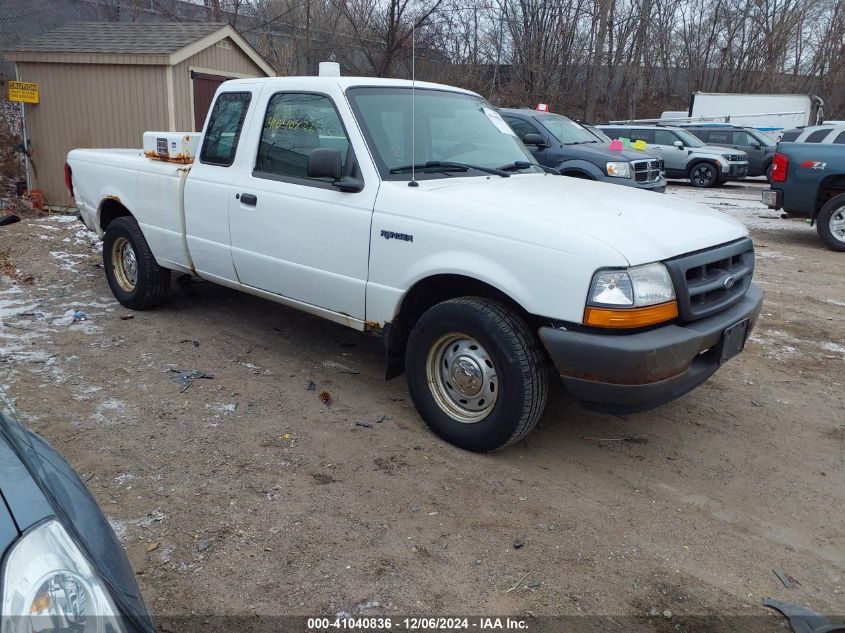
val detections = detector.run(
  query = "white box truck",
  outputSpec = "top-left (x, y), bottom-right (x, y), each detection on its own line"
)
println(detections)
top-left (687, 93), bottom-right (825, 138)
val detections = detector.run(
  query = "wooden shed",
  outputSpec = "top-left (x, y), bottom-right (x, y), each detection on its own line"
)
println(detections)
top-left (5, 22), bottom-right (275, 208)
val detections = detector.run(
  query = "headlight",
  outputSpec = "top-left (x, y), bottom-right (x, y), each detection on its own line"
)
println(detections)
top-left (1, 520), bottom-right (128, 633)
top-left (585, 263), bottom-right (677, 328)
top-left (606, 162), bottom-right (631, 178)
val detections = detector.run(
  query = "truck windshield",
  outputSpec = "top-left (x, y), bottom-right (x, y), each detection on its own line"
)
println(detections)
top-left (346, 87), bottom-right (540, 180)
top-left (535, 114), bottom-right (598, 144)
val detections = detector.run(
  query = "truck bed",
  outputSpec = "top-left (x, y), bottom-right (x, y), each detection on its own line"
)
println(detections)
top-left (68, 148), bottom-right (194, 274)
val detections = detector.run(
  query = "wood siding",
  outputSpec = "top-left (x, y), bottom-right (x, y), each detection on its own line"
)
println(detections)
top-left (172, 38), bottom-right (267, 131)
top-left (17, 61), bottom-right (170, 208)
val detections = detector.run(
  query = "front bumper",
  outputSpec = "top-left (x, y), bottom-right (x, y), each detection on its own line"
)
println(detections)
top-left (538, 284), bottom-right (763, 414)
top-left (721, 162), bottom-right (749, 180)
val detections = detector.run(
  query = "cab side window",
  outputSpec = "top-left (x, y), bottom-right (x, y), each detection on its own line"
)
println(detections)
top-left (733, 131), bottom-right (755, 145)
top-left (503, 117), bottom-right (541, 140)
top-left (200, 92), bottom-right (252, 166)
top-left (653, 130), bottom-right (677, 145)
top-left (254, 93), bottom-right (350, 183)
top-left (780, 130), bottom-right (801, 142)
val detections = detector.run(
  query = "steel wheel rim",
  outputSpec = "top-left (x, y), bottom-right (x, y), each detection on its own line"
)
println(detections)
top-left (425, 333), bottom-right (498, 424)
top-left (692, 165), bottom-right (712, 186)
top-left (830, 207), bottom-right (845, 243)
top-left (111, 237), bottom-right (138, 292)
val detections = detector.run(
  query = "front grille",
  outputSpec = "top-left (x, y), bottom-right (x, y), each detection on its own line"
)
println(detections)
top-left (664, 238), bottom-right (754, 322)
top-left (632, 159), bottom-right (661, 183)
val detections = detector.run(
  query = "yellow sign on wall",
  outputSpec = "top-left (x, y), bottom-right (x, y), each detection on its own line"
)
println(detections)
top-left (8, 81), bottom-right (39, 104)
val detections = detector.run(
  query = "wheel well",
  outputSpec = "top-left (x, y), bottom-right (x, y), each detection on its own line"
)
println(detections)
top-left (687, 159), bottom-right (717, 175)
top-left (815, 176), bottom-right (845, 216)
top-left (384, 274), bottom-right (537, 380)
top-left (99, 198), bottom-right (132, 231)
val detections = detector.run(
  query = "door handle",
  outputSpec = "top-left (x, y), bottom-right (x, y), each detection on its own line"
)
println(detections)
top-left (240, 193), bottom-right (257, 206)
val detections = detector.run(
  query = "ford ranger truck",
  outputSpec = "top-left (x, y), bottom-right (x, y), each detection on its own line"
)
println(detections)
top-left (66, 77), bottom-right (764, 453)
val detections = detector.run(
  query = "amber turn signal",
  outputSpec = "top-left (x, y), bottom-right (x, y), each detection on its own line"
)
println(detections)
top-left (584, 301), bottom-right (679, 329)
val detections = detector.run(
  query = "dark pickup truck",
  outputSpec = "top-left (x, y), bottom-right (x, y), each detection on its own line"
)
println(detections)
top-left (763, 142), bottom-right (845, 251)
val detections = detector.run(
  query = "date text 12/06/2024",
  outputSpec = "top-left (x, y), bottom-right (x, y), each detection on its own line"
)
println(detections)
top-left (307, 617), bottom-right (530, 630)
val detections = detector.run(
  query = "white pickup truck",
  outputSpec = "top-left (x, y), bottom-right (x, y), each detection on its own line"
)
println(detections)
top-left (67, 76), bottom-right (763, 452)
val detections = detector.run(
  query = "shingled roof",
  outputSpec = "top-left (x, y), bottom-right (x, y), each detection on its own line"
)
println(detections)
top-left (5, 22), bottom-right (227, 55)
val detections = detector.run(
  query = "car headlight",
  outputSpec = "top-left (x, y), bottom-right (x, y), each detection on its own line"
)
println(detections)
top-left (585, 263), bottom-right (678, 328)
top-left (1, 520), bottom-right (128, 633)
top-left (606, 162), bottom-right (631, 178)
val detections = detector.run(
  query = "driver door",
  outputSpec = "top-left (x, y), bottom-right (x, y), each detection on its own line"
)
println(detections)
top-left (228, 90), bottom-right (378, 320)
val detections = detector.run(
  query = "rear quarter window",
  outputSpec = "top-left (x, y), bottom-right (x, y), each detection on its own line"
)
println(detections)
top-left (200, 92), bottom-right (252, 166)
top-left (805, 129), bottom-right (832, 143)
top-left (833, 131), bottom-right (845, 144)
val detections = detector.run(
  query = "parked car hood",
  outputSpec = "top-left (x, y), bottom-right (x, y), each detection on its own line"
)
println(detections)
top-left (0, 411), bottom-right (151, 628)
top-left (699, 145), bottom-right (747, 157)
top-left (0, 430), bottom-right (53, 532)
top-left (555, 142), bottom-right (658, 162)
top-left (415, 173), bottom-right (748, 264)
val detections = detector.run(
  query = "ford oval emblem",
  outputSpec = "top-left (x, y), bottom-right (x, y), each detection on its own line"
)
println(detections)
top-left (723, 275), bottom-right (736, 289)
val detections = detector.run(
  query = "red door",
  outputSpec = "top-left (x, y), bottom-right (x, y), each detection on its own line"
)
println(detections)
top-left (192, 71), bottom-right (232, 131)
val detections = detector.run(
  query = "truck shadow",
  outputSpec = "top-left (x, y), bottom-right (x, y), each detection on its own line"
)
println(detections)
top-left (159, 275), bottom-right (720, 464)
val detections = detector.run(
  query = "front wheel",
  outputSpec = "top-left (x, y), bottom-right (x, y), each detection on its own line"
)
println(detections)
top-left (103, 216), bottom-right (171, 309)
top-left (405, 297), bottom-right (548, 452)
top-left (816, 194), bottom-right (845, 252)
top-left (689, 162), bottom-right (719, 188)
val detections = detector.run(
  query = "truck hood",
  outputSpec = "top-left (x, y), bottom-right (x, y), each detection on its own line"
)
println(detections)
top-left (418, 173), bottom-right (748, 264)
top-left (554, 142), bottom-right (658, 162)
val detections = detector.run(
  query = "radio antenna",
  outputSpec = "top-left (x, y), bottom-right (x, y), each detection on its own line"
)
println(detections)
top-left (409, 20), bottom-right (419, 188)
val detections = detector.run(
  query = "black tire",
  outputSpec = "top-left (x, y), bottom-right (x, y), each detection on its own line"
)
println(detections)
top-left (103, 216), bottom-right (171, 309)
top-left (689, 161), bottom-right (719, 188)
top-left (816, 194), bottom-right (845, 252)
top-left (405, 297), bottom-right (548, 452)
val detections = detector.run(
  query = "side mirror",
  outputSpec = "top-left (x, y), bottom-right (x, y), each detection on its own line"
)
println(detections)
top-left (522, 133), bottom-right (548, 148)
top-left (673, 140), bottom-right (684, 148)
top-left (307, 148), bottom-right (343, 180)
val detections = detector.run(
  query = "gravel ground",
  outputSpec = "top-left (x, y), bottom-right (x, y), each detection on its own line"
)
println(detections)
top-left (0, 179), bottom-right (842, 627)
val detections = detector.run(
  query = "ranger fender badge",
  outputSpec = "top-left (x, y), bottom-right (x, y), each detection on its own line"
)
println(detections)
top-left (381, 230), bottom-right (414, 242)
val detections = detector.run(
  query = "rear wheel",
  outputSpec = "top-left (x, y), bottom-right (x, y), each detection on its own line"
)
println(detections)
top-left (405, 297), bottom-right (548, 452)
top-left (103, 216), bottom-right (171, 309)
top-left (689, 162), bottom-right (719, 188)
top-left (816, 194), bottom-right (845, 252)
